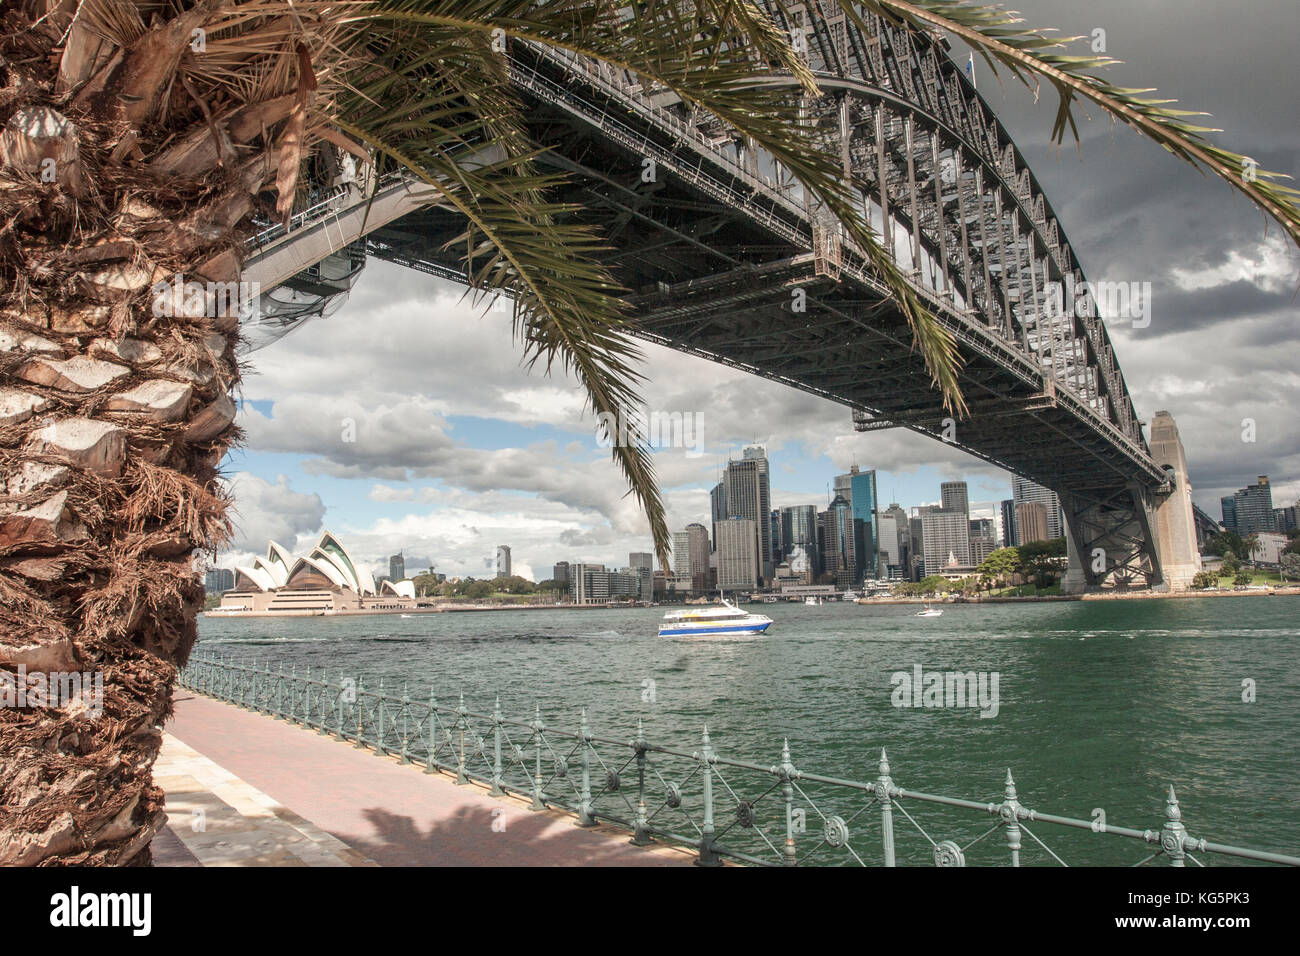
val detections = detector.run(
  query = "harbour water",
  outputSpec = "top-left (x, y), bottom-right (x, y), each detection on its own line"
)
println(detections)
top-left (196, 596), bottom-right (1300, 863)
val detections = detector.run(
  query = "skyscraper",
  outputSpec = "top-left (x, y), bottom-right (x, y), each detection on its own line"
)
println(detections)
top-left (685, 523), bottom-right (711, 582)
top-left (819, 494), bottom-right (857, 588)
top-left (724, 446), bottom-right (773, 580)
top-left (716, 517), bottom-right (760, 590)
top-left (848, 468), bottom-right (879, 582)
top-left (670, 530), bottom-right (692, 576)
top-left (969, 518), bottom-right (997, 564)
top-left (940, 481), bottom-right (970, 518)
top-left (1220, 495), bottom-right (1238, 535)
top-left (1012, 477), bottom-right (1063, 540)
top-left (780, 505), bottom-right (820, 576)
top-left (552, 561), bottom-right (570, 588)
top-left (1014, 501), bottom-right (1050, 544)
top-left (494, 545), bottom-right (510, 579)
top-left (710, 481), bottom-right (727, 551)
top-left (390, 550), bottom-right (406, 581)
top-left (1000, 499), bottom-right (1017, 547)
top-left (921, 510), bottom-right (972, 576)
top-left (884, 502), bottom-right (909, 574)
top-left (628, 552), bottom-right (653, 572)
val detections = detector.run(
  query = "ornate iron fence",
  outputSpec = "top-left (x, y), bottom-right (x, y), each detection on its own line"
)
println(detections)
top-left (178, 654), bottom-right (1300, 868)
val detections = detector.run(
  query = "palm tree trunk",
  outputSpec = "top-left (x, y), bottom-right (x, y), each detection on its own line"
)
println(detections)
top-left (1, 4), bottom-right (256, 865)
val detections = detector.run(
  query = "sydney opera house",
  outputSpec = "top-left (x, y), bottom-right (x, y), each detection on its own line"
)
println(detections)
top-left (214, 531), bottom-right (416, 615)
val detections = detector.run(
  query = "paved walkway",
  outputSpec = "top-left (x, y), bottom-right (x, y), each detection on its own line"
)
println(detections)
top-left (160, 692), bottom-right (694, 866)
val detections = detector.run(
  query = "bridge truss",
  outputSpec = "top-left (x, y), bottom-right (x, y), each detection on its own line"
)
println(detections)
top-left (251, 3), bottom-right (1181, 589)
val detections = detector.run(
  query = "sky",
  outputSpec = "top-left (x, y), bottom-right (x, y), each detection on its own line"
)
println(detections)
top-left (216, 0), bottom-right (1300, 582)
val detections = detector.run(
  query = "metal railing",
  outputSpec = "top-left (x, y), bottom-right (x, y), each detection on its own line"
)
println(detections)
top-left (178, 654), bottom-right (1300, 867)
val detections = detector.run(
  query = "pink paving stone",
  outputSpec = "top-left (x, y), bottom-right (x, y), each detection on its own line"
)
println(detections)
top-left (166, 693), bottom-right (693, 867)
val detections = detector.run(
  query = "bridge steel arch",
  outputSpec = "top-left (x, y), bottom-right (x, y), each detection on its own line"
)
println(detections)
top-left (248, 4), bottom-right (1200, 590)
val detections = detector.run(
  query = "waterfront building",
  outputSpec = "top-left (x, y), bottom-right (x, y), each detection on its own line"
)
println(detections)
top-left (571, 563), bottom-right (609, 604)
top-left (1015, 501), bottom-right (1050, 545)
top-left (724, 446), bottom-right (774, 580)
top-left (495, 545), bottom-right (511, 579)
top-left (1252, 531), bottom-right (1290, 566)
top-left (716, 517), bottom-right (760, 590)
top-left (204, 567), bottom-right (234, 594)
top-left (920, 510), bottom-right (972, 577)
top-left (1224, 476), bottom-right (1277, 535)
top-left (1012, 476), bottom-right (1063, 540)
top-left (220, 533), bottom-right (414, 613)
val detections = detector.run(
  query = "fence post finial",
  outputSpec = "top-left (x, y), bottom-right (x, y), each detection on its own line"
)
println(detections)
top-left (1002, 769), bottom-right (1022, 867)
top-left (1161, 784), bottom-right (1187, 867)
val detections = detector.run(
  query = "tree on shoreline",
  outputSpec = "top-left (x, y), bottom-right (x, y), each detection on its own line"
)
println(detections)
top-left (3, 0), bottom-right (1298, 866)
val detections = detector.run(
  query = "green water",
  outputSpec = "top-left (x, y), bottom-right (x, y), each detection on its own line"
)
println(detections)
top-left (196, 596), bottom-right (1299, 864)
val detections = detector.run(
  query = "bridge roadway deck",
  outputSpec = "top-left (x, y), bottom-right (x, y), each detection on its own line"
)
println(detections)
top-left (159, 692), bottom-right (693, 867)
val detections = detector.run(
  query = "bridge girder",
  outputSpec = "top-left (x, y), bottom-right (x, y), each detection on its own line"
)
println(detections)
top-left (258, 4), bottom-right (1173, 591)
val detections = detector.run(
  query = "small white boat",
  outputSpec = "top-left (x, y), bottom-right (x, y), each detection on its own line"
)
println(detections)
top-left (659, 599), bottom-right (773, 637)
top-left (400, 614), bottom-right (413, 618)
top-left (804, 596), bottom-right (822, 606)
top-left (915, 605), bottom-right (943, 618)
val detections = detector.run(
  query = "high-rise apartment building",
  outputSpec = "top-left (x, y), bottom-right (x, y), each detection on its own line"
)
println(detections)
top-left (1224, 476), bottom-right (1276, 535)
top-left (390, 551), bottom-right (406, 581)
top-left (552, 561), bottom-right (570, 588)
top-left (494, 545), bottom-right (510, 579)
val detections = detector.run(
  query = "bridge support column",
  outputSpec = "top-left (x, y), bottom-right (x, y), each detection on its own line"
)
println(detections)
top-left (1061, 517), bottom-right (1087, 595)
top-left (1148, 411), bottom-right (1203, 591)
top-left (1058, 485), bottom-right (1163, 593)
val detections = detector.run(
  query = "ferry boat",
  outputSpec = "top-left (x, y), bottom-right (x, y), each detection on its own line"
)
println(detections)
top-left (658, 599), bottom-right (773, 637)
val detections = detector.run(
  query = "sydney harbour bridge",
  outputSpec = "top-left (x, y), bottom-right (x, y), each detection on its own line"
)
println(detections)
top-left (240, 3), bottom-right (1202, 591)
